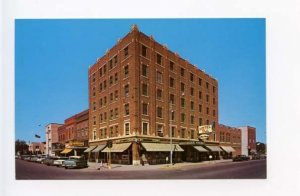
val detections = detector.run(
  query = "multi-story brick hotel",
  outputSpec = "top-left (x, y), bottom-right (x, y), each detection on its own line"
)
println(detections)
top-left (85, 25), bottom-right (251, 165)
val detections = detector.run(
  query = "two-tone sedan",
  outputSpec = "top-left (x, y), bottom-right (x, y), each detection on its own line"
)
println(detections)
top-left (63, 156), bottom-right (88, 169)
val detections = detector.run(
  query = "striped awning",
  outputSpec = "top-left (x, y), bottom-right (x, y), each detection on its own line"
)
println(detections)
top-left (60, 148), bottom-right (73, 154)
top-left (193, 146), bottom-right (208, 152)
top-left (84, 146), bottom-right (97, 153)
top-left (92, 145), bottom-right (106, 153)
top-left (220, 146), bottom-right (236, 153)
top-left (142, 143), bottom-right (184, 152)
top-left (205, 146), bottom-right (223, 152)
top-left (102, 143), bottom-right (131, 153)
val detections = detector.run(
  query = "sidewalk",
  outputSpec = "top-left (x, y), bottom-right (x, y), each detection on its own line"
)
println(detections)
top-left (86, 159), bottom-right (232, 171)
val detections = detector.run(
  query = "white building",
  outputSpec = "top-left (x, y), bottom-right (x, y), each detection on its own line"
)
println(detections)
top-left (239, 126), bottom-right (256, 156)
top-left (45, 123), bottom-right (63, 156)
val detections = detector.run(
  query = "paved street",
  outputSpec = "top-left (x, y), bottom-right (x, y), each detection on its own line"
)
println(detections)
top-left (16, 159), bottom-right (266, 180)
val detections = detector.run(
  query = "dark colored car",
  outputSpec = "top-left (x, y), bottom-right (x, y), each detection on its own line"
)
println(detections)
top-left (233, 155), bottom-right (249, 162)
top-left (43, 156), bottom-right (61, 166)
top-left (63, 156), bottom-right (88, 169)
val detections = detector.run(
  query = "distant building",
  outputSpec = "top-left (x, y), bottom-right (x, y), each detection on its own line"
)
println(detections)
top-left (217, 124), bottom-right (241, 157)
top-left (239, 126), bottom-right (256, 156)
top-left (45, 123), bottom-right (63, 156)
top-left (28, 142), bottom-right (46, 154)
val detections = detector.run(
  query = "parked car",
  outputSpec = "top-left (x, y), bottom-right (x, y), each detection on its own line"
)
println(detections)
top-left (232, 155), bottom-right (249, 162)
top-left (252, 154), bottom-right (261, 160)
top-left (53, 157), bottom-right (68, 167)
top-left (29, 155), bottom-right (38, 162)
top-left (43, 156), bottom-right (61, 166)
top-left (24, 155), bottom-right (32, 161)
top-left (63, 156), bottom-right (88, 169)
top-left (36, 155), bottom-right (47, 164)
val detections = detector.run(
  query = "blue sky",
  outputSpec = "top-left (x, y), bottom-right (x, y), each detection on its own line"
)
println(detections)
top-left (15, 19), bottom-right (266, 143)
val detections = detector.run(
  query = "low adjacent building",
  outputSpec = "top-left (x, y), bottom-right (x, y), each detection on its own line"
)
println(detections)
top-left (28, 142), bottom-right (46, 155)
top-left (45, 123), bottom-right (64, 156)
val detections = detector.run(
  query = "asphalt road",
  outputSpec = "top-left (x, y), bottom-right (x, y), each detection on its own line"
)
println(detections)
top-left (15, 159), bottom-right (266, 180)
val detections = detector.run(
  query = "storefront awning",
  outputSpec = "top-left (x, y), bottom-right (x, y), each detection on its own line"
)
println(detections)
top-left (193, 146), bottom-right (208, 152)
top-left (92, 145), bottom-right (106, 153)
top-left (142, 143), bottom-right (184, 152)
top-left (102, 143), bottom-right (131, 153)
top-left (220, 146), bottom-right (236, 153)
top-left (84, 146), bottom-right (97, 153)
top-left (205, 146), bottom-right (223, 152)
top-left (60, 148), bottom-right (73, 154)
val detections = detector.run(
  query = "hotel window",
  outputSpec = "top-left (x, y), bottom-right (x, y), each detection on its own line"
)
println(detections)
top-left (213, 86), bottom-right (216, 93)
top-left (124, 65), bottom-right (129, 78)
top-left (213, 110), bottom-right (216, 117)
top-left (109, 76), bottom-right (113, 86)
top-left (190, 73), bottom-right (194, 82)
top-left (170, 94), bottom-right (175, 104)
top-left (191, 115), bottom-right (195, 124)
top-left (110, 92), bottom-right (113, 101)
top-left (110, 109), bottom-right (114, 120)
top-left (199, 104), bottom-right (202, 113)
top-left (100, 114), bottom-right (103, 122)
top-left (181, 83), bottom-right (185, 92)
top-left (93, 130), bottom-right (96, 140)
top-left (142, 103), bottom-right (148, 115)
top-left (180, 67), bottom-right (185, 77)
top-left (109, 59), bottom-right (113, 70)
top-left (191, 129), bottom-right (195, 139)
top-left (191, 87), bottom-right (194, 96)
top-left (156, 53), bottom-right (162, 65)
top-left (181, 98), bottom-right (185, 108)
top-left (206, 107), bottom-right (209, 115)
top-left (115, 108), bottom-right (119, 118)
top-left (170, 111), bottom-right (175, 121)
top-left (157, 107), bottom-right (163, 118)
top-left (92, 87), bottom-right (95, 96)
top-left (103, 64), bottom-right (107, 74)
top-left (157, 124), bottom-right (164, 137)
top-left (213, 97), bottom-right (216, 105)
top-left (103, 80), bottom-right (107, 90)
top-left (199, 91), bottom-right (202, 99)
top-left (104, 96), bottom-right (107, 105)
top-left (142, 122), bottom-right (148, 135)
top-left (156, 71), bottom-right (163, 83)
top-left (104, 128), bottom-right (107, 138)
top-left (99, 83), bottom-right (103, 92)
top-left (92, 73), bottom-right (96, 82)
top-left (124, 103), bottom-right (130, 115)
top-left (199, 78), bottom-right (202, 86)
top-left (100, 68), bottom-right (103, 77)
top-left (141, 64), bottom-right (148, 77)
top-left (181, 113), bottom-right (185, 123)
top-left (114, 55), bottom-right (118, 64)
top-left (115, 73), bottom-right (118, 83)
top-left (142, 45), bottom-right (147, 57)
top-left (171, 127), bottom-right (175, 137)
top-left (115, 125), bottom-right (119, 136)
top-left (206, 94), bottom-right (209, 102)
top-left (93, 102), bottom-right (96, 111)
top-left (125, 123), bottom-right (130, 135)
top-left (109, 127), bottom-right (113, 137)
top-left (142, 83), bottom-right (148, 96)
top-left (206, 82), bottom-right (209, 91)
top-left (93, 116), bottom-right (96, 125)
top-left (115, 90), bottom-right (118, 100)
top-left (104, 112), bottom-right (107, 121)
top-left (191, 101), bottom-right (194, 110)
top-left (124, 46), bottom-right (129, 57)
top-left (181, 128), bottom-right (186, 138)
top-left (157, 89), bottom-right (163, 100)
top-left (124, 84), bottom-right (129, 97)
top-left (169, 61), bottom-right (174, 71)
top-left (169, 77), bottom-right (175, 88)
top-left (199, 118), bottom-right (202, 126)
top-left (206, 119), bottom-right (209, 125)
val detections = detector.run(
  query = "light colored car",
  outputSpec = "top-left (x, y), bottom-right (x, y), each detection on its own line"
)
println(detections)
top-left (53, 157), bottom-right (68, 167)
top-left (63, 156), bottom-right (88, 169)
top-left (36, 155), bottom-right (47, 164)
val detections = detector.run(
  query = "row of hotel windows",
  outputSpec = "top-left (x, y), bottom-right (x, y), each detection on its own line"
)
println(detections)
top-left (92, 122), bottom-right (199, 140)
top-left (93, 103), bottom-right (213, 125)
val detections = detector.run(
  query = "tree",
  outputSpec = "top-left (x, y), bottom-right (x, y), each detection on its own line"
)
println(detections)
top-left (15, 139), bottom-right (29, 155)
top-left (256, 142), bottom-right (266, 154)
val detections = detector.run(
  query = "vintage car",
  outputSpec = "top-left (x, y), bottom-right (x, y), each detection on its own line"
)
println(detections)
top-left (43, 156), bottom-right (61, 166)
top-left (63, 156), bottom-right (88, 169)
top-left (53, 157), bottom-right (68, 167)
top-left (232, 155), bottom-right (250, 162)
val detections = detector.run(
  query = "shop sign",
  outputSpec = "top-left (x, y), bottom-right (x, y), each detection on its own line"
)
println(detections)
top-left (199, 125), bottom-right (213, 134)
top-left (66, 141), bottom-right (85, 147)
top-left (199, 134), bottom-right (210, 140)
